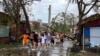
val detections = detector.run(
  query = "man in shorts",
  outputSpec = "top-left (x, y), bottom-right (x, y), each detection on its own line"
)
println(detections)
top-left (20, 33), bottom-right (29, 47)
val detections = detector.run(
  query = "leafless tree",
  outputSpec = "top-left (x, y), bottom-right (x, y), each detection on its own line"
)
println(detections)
top-left (68, 0), bottom-right (100, 46)
top-left (3, 0), bottom-right (41, 37)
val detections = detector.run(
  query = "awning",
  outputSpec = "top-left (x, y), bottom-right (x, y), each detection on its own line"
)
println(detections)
top-left (83, 19), bottom-right (100, 28)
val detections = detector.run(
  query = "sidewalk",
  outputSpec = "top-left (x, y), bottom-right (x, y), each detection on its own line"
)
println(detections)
top-left (68, 51), bottom-right (100, 56)
top-left (67, 43), bottom-right (100, 56)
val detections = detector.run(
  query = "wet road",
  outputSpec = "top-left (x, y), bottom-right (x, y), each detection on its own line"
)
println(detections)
top-left (0, 38), bottom-right (73, 56)
top-left (29, 38), bottom-right (73, 56)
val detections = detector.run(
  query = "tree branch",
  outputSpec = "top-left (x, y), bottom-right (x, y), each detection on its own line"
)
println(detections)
top-left (77, 0), bottom-right (81, 14)
top-left (3, 0), bottom-right (14, 16)
top-left (82, 4), bottom-right (86, 13)
top-left (84, 0), bottom-right (98, 15)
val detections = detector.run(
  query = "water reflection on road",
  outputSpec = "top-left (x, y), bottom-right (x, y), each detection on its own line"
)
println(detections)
top-left (0, 39), bottom-right (73, 56)
top-left (29, 39), bottom-right (73, 56)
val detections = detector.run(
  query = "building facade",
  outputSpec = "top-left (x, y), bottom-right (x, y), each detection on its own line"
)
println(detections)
top-left (82, 14), bottom-right (100, 47)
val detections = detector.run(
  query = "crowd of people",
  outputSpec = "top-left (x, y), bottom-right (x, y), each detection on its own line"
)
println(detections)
top-left (20, 31), bottom-right (64, 50)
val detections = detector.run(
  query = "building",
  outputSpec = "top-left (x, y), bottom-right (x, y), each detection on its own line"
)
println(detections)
top-left (29, 21), bottom-right (48, 32)
top-left (0, 12), bottom-right (11, 42)
top-left (81, 14), bottom-right (100, 47)
top-left (0, 12), bottom-right (26, 42)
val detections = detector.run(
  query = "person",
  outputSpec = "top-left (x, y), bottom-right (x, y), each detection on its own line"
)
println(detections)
top-left (37, 32), bottom-right (42, 47)
top-left (56, 32), bottom-right (60, 44)
top-left (44, 32), bottom-right (51, 47)
top-left (20, 33), bottom-right (29, 47)
top-left (33, 32), bottom-right (38, 48)
top-left (60, 33), bottom-right (64, 46)
top-left (29, 32), bottom-right (34, 48)
top-left (41, 33), bottom-right (46, 49)
top-left (50, 32), bottom-right (55, 46)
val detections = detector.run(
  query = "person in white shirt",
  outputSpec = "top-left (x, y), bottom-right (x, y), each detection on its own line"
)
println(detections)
top-left (41, 33), bottom-right (46, 49)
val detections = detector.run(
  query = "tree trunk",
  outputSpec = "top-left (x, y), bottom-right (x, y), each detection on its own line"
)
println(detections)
top-left (77, 25), bottom-right (83, 46)
top-left (77, 15), bottom-right (83, 47)
top-left (20, 0), bottom-right (31, 33)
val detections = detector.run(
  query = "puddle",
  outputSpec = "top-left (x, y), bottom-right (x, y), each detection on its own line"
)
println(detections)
top-left (0, 40), bottom-right (73, 56)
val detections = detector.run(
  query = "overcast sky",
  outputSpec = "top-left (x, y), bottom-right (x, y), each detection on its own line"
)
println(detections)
top-left (28, 0), bottom-right (96, 23)
top-left (0, 0), bottom-right (96, 23)
top-left (28, 0), bottom-right (78, 23)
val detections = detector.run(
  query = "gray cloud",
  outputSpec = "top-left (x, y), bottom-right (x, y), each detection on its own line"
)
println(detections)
top-left (29, 0), bottom-right (95, 23)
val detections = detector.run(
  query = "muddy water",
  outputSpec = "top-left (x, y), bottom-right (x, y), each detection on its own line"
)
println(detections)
top-left (0, 39), bottom-right (73, 56)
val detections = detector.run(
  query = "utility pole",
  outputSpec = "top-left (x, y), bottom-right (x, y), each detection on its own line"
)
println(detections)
top-left (48, 5), bottom-right (51, 31)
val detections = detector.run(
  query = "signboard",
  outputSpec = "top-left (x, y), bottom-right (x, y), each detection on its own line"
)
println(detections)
top-left (0, 25), bottom-right (9, 37)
